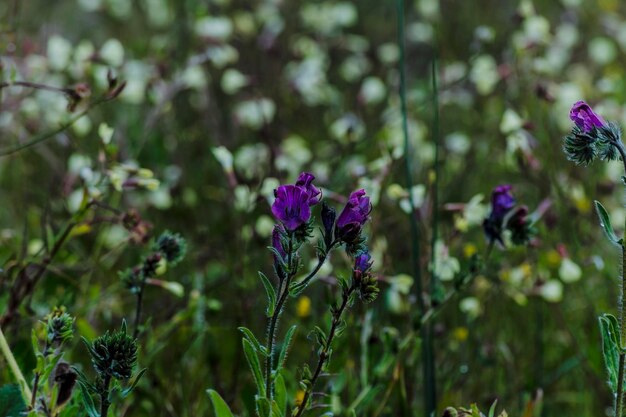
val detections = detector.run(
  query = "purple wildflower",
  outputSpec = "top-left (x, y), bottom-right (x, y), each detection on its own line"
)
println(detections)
top-left (271, 185), bottom-right (311, 231)
top-left (570, 101), bottom-right (605, 133)
top-left (295, 172), bottom-right (322, 206)
top-left (483, 184), bottom-right (516, 245)
top-left (490, 185), bottom-right (515, 221)
top-left (335, 189), bottom-right (371, 242)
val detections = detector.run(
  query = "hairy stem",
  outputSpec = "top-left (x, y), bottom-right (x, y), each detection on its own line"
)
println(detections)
top-left (0, 326), bottom-right (32, 403)
top-left (264, 238), bottom-right (337, 398)
top-left (265, 235), bottom-right (294, 398)
top-left (100, 374), bottom-right (111, 417)
top-left (617, 353), bottom-right (625, 417)
top-left (293, 285), bottom-right (356, 417)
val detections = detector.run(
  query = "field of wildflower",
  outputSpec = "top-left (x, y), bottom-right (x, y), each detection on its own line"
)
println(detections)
top-left (3, 0), bottom-right (626, 416)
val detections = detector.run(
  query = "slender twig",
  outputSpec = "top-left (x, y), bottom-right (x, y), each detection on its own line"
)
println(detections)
top-left (0, 326), bottom-right (32, 402)
top-left (0, 80), bottom-right (79, 98)
top-left (133, 288), bottom-right (145, 339)
top-left (293, 284), bottom-right (356, 417)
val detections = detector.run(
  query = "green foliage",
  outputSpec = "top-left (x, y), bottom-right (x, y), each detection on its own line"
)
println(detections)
top-left (594, 201), bottom-right (622, 246)
top-left (0, 384), bottom-right (26, 417)
top-left (207, 390), bottom-right (235, 417)
top-left (599, 314), bottom-right (622, 393)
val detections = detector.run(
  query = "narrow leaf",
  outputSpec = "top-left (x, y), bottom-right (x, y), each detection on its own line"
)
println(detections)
top-left (206, 389), bottom-right (235, 417)
top-left (256, 397), bottom-right (271, 417)
top-left (274, 374), bottom-right (287, 417)
top-left (259, 272), bottom-right (277, 317)
top-left (599, 313), bottom-right (621, 392)
top-left (77, 381), bottom-right (99, 417)
top-left (238, 327), bottom-right (268, 357)
top-left (277, 326), bottom-right (297, 371)
top-left (121, 368), bottom-right (147, 398)
top-left (594, 201), bottom-right (621, 245)
top-left (242, 338), bottom-right (266, 397)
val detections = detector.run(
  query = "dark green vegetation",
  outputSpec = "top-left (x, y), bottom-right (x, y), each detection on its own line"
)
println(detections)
top-left (1, 0), bottom-right (626, 416)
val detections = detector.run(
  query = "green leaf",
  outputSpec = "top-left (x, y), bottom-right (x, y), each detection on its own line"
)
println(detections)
top-left (594, 201), bottom-right (622, 245)
top-left (599, 313), bottom-right (621, 393)
top-left (256, 397), bottom-right (271, 417)
top-left (259, 272), bottom-right (277, 317)
top-left (270, 400), bottom-right (283, 417)
top-left (77, 381), bottom-right (99, 417)
top-left (121, 368), bottom-right (147, 398)
top-left (242, 338), bottom-right (266, 397)
top-left (274, 374), bottom-right (287, 417)
top-left (277, 326), bottom-right (296, 371)
top-left (0, 384), bottom-right (26, 417)
top-left (206, 389), bottom-right (235, 417)
top-left (488, 400), bottom-right (498, 417)
top-left (238, 327), bottom-right (268, 357)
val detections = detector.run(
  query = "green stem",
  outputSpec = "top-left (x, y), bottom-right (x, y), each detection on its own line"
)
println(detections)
top-left (100, 374), bottom-right (111, 417)
top-left (265, 235), bottom-right (295, 399)
top-left (0, 326), bottom-right (32, 403)
top-left (264, 239), bottom-right (337, 398)
top-left (293, 285), bottom-right (356, 417)
top-left (617, 353), bottom-right (625, 417)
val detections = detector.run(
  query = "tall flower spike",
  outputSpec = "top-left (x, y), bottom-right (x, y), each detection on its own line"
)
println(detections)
top-left (353, 250), bottom-right (378, 303)
top-left (45, 307), bottom-right (74, 348)
top-left (84, 321), bottom-right (138, 381)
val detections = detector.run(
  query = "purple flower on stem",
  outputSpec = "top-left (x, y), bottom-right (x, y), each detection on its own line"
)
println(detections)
top-left (271, 185), bottom-right (311, 231)
top-left (490, 185), bottom-right (515, 221)
top-left (335, 189), bottom-right (371, 242)
top-left (570, 101), bottom-right (606, 133)
top-left (295, 172), bottom-right (322, 206)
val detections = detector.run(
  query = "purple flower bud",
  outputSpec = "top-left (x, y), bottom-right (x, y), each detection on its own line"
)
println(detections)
top-left (490, 185), bottom-right (515, 221)
top-left (570, 100), bottom-right (605, 133)
top-left (271, 185), bottom-right (312, 231)
top-left (335, 189), bottom-right (371, 242)
top-left (354, 251), bottom-right (373, 274)
top-left (295, 172), bottom-right (322, 206)
top-left (272, 225), bottom-right (287, 259)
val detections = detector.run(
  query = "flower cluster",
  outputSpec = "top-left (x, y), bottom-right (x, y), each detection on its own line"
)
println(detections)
top-left (84, 321), bottom-right (138, 381)
top-left (271, 172), bottom-right (373, 253)
top-left (482, 185), bottom-right (533, 246)
top-left (353, 251), bottom-right (379, 303)
top-left (563, 101), bottom-right (622, 166)
top-left (45, 307), bottom-right (75, 349)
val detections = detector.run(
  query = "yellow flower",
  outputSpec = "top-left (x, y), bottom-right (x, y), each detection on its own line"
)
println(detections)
top-left (463, 243), bottom-right (477, 258)
top-left (295, 390), bottom-right (305, 406)
top-left (296, 296), bottom-right (311, 318)
top-left (546, 250), bottom-right (561, 268)
top-left (452, 327), bottom-right (469, 342)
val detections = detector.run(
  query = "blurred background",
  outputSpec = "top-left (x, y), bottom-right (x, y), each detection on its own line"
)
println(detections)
top-left (1, 0), bottom-right (626, 415)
